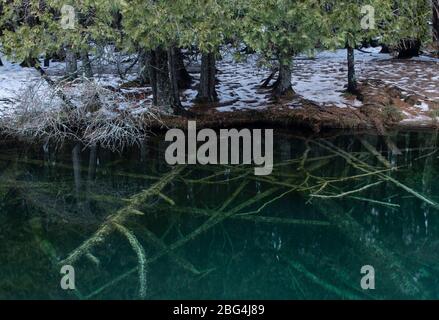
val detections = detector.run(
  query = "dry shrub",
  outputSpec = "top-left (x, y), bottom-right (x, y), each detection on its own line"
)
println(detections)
top-left (0, 77), bottom-right (161, 151)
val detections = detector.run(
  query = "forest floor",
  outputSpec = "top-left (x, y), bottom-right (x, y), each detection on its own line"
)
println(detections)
top-left (0, 47), bottom-right (438, 133)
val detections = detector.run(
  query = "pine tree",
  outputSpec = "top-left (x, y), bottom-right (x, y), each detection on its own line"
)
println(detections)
top-left (241, 0), bottom-right (325, 98)
top-left (0, 0), bottom-right (117, 77)
top-left (323, 0), bottom-right (392, 94)
top-left (383, 0), bottom-right (432, 58)
top-left (121, 0), bottom-right (189, 114)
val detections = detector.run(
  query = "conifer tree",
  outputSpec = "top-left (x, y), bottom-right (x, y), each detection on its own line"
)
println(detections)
top-left (241, 0), bottom-right (325, 98)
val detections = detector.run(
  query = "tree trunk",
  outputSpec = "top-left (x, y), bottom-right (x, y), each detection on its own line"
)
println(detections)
top-left (139, 50), bottom-right (150, 85)
top-left (0, 57), bottom-right (3, 67)
top-left (167, 47), bottom-right (184, 111)
top-left (379, 44), bottom-right (391, 54)
top-left (433, 0), bottom-right (439, 47)
top-left (149, 47), bottom-right (184, 115)
top-left (273, 56), bottom-right (294, 98)
top-left (175, 48), bottom-right (192, 89)
top-left (20, 57), bottom-right (38, 67)
top-left (147, 50), bottom-right (158, 105)
top-left (81, 51), bottom-right (93, 78)
top-left (397, 39), bottom-right (421, 58)
top-left (196, 52), bottom-right (218, 103)
top-left (43, 56), bottom-right (50, 67)
top-left (65, 47), bottom-right (78, 79)
top-left (347, 46), bottom-right (358, 94)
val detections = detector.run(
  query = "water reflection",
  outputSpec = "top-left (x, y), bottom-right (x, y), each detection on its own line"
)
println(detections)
top-left (0, 131), bottom-right (439, 299)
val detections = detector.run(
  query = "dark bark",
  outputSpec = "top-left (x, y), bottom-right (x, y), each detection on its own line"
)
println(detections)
top-left (43, 56), bottom-right (50, 67)
top-left (433, 0), bottom-right (439, 46)
top-left (20, 57), bottom-right (38, 67)
top-left (49, 50), bottom-right (66, 62)
top-left (397, 39), bottom-right (421, 59)
top-left (272, 56), bottom-right (294, 98)
top-left (0, 57), bottom-right (3, 67)
top-left (81, 51), bottom-right (93, 78)
top-left (347, 46), bottom-right (358, 94)
top-left (196, 52), bottom-right (218, 103)
top-left (260, 69), bottom-right (278, 88)
top-left (167, 47), bottom-right (184, 111)
top-left (65, 47), bottom-right (78, 79)
top-left (379, 44), bottom-right (391, 54)
top-left (175, 48), bottom-right (192, 89)
top-left (149, 47), bottom-right (186, 115)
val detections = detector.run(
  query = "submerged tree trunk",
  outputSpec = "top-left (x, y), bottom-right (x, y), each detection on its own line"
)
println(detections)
top-left (347, 46), bottom-right (358, 94)
top-left (433, 0), bottom-right (439, 47)
top-left (81, 51), bottom-right (93, 78)
top-left (273, 55), bottom-right (294, 98)
top-left (72, 143), bottom-right (82, 199)
top-left (196, 52), bottom-right (218, 103)
top-left (175, 48), bottom-right (192, 89)
top-left (65, 47), bottom-right (78, 79)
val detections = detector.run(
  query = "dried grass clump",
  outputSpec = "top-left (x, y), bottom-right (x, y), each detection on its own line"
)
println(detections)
top-left (0, 77), bottom-right (161, 151)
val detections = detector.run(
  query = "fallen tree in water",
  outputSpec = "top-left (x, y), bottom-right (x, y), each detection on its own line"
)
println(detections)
top-left (7, 132), bottom-right (433, 299)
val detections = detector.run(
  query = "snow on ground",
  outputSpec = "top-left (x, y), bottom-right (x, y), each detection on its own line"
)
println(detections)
top-left (291, 47), bottom-right (438, 110)
top-left (1, 46), bottom-right (438, 120)
top-left (181, 51), bottom-right (272, 112)
top-left (0, 50), bottom-right (144, 118)
top-left (292, 48), bottom-right (390, 108)
top-left (183, 46), bottom-right (438, 112)
top-left (0, 55), bottom-right (43, 116)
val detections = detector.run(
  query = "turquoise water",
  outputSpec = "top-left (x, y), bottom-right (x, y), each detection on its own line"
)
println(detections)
top-left (0, 131), bottom-right (439, 299)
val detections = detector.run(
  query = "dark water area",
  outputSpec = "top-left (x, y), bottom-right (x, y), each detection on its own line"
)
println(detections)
top-left (1, 130), bottom-right (439, 300)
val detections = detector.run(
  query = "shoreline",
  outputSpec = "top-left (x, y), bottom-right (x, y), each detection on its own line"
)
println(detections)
top-left (1, 78), bottom-right (438, 148)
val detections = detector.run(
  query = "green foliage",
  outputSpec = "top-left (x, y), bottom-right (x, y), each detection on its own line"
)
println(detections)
top-left (322, 0), bottom-right (392, 49)
top-left (240, 0), bottom-right (326, 61)
top-left (0, 0), bottom-right (434, 65)
top-left (0, 0), bottom-right (119, 62)
top-left (382, 0), bottom-right (433, 47)
top-left (121, 0), bottom-right (239, 53)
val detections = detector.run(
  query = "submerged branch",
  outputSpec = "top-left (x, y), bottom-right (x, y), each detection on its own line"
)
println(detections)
top-left (59, 166), bottom-right (185, 266)
top-left (310, 181), bottom-right (383, 199)
top-left (114, 223), bottom-right (147, 299)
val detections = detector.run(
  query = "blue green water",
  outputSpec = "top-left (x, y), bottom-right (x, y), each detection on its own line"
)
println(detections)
top-left (1, 131), bottom-right (439, 299)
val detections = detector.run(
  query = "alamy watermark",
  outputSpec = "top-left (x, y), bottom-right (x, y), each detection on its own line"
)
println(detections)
top-left (165, 121), bottom-right (273, 176)
top-left (60, 265), bottom-right (76, 290)
top-left (361, 265), bottom-right (375, 290)
top-left (61, 4), bottom-right (76, 30)
top-left (361, 5), bottom-right (376, 30)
